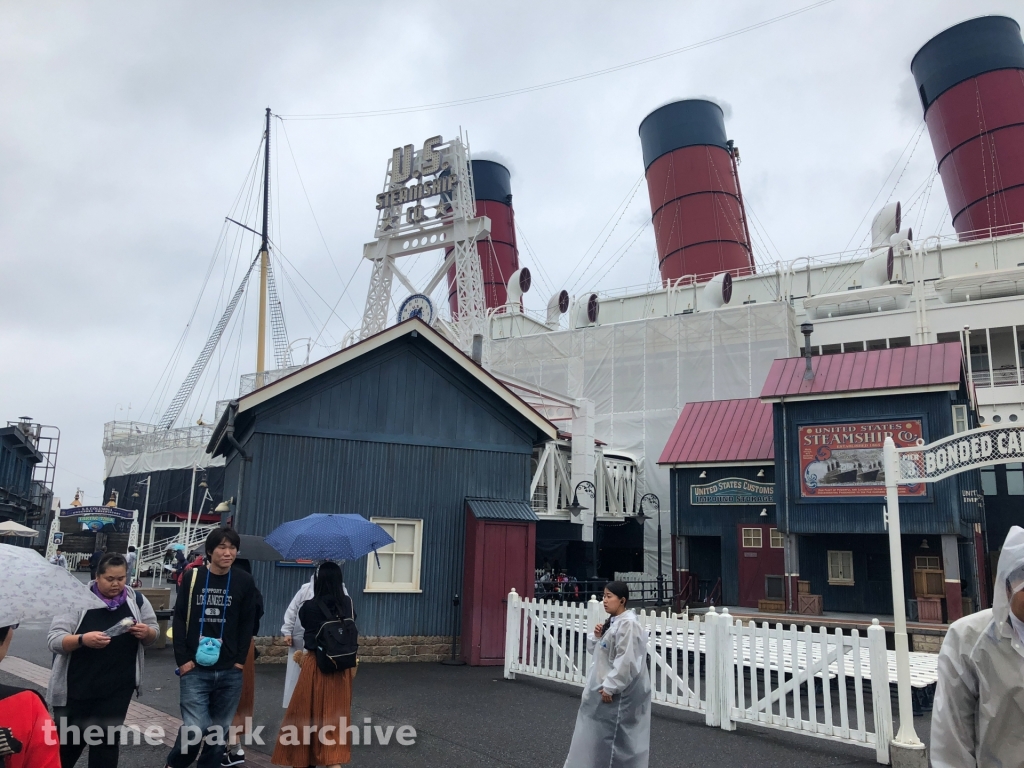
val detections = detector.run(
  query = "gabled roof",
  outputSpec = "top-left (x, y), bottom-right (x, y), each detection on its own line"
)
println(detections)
top-left (658, 398), bottom-right (774, 466)
top-left (207, 318), bottom-right (557, 456)
top-left (760, 342), bottom-right (963, 402)
top-left (466, 498), bottom-right (538, 522)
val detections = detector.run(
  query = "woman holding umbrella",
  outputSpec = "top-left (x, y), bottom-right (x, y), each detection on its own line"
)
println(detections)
top-left (271, 561), bottom-right (356, 768)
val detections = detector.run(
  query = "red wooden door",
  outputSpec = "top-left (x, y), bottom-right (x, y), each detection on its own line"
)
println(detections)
top-left (737, 524), bottom-right (786, 608)
top-left (479, 523), bottom-right (531, 662)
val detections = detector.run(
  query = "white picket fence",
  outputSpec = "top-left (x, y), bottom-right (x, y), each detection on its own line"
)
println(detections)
top-left (504, 590), bottom-right (895, 764)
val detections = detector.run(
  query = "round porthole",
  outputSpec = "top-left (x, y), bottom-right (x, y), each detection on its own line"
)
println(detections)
top-left (993, 414), bottom-right (1002, 423)
top-left (1011, 414), bottom-right (1019, 422)
top-left (979, 415), bottom-right (985, 423)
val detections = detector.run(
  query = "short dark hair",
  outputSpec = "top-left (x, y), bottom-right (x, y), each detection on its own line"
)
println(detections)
top-left (205, 527), bottom-right (241, 556)
top-left (97, 553), bottom-right (128, 576)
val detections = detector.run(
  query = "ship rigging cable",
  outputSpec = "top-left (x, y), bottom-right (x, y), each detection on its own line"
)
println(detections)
top-left (276, 0), bottom-right (837, 120)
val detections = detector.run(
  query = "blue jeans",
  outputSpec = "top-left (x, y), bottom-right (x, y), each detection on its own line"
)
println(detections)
top-left (166, 666), bottom-right (244, 768)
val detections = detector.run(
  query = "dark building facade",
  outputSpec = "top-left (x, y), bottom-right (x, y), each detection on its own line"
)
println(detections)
top-left (0, 425), bottom-right (43, 529)
top-left (664, 342), bottom-right (989, 626)
top-left (207, 319), bottom-right (556, 662)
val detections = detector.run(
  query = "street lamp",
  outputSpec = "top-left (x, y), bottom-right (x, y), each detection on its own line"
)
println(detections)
top-left (636, 493), bottom-right (664, 606)
top-left (566, 481), bottom-right (597, 580)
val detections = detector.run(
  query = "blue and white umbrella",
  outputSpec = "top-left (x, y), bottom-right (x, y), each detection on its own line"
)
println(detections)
top-left (264, 513), bottom-right (395, 562)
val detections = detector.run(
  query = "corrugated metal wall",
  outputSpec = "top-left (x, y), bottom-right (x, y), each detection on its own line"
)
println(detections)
top-left (671, 464), bottom-right (776, 605)
top-left (225, 336), bottom-right (542, 638)
top-left (773, 392), bottom-right (977, 535)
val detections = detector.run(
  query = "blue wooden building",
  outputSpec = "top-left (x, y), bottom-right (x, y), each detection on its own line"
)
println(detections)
top-left (663, 341), bottom-right (988, 624)
top-left (206, 319), bottom-right (556, 662)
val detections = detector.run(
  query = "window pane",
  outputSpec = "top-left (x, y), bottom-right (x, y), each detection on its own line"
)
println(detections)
top-left (1008, 466), bottom-right (1024, 496)
top-left (770, 529), bottom-right (784, 548)
top-left (395, 523), bottom-right (416, 552)
top-left (393, 554), bottom-right (414, 584)
top-left (981, 468), bottom-right (998, 496)
top-left (374, 553), bottom-right (394, 584)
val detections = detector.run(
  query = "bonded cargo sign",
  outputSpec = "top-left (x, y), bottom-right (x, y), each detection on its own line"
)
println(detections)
top-left (690, 478), bottom-right (775, 505)
top-left (897, 425), bottom-right (1024, 482)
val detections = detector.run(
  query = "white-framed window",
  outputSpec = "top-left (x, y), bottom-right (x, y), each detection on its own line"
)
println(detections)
top-left (769, 528), bottom-right (785, 549)
top-left (742, 528), bottom-right (762, 548)
top-left (952, 404), bottom-right (969, 434)
top-left (827, 550), bottom-right (855, 585)
top-left (364, 518), bottom-right (423, 593)
top-left (915, 555), bottom-right (940, 570)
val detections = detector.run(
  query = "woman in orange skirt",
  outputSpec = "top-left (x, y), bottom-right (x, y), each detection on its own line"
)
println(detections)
top-left (225, 558), bottom-right (264, 767)
top-left (272, 562), bottom-right (356, 768)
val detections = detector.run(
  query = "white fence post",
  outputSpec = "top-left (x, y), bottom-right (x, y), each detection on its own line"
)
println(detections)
top-left (704, 607), bottom-right (719, 727)
top-left (719, 608), bottom-right (735, 731)
top-left (504, 588), bottom-right (520, 680)
top-left (868, 619), bottom-right (893, 765)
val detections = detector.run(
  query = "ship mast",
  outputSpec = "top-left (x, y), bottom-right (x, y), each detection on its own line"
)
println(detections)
top-left (256, 106), bottom-right (271, 380)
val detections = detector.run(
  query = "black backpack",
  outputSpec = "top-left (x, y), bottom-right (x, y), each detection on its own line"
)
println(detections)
top-left (314, 597), bottom-right (358, 674)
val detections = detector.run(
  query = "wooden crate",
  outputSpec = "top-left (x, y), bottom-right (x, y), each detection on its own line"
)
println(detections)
top-left (798, 593), bottom-right (823, 615)
top-left (917, 597), bottom-right (943, 624)
top-left (758, 599), bottom-right (786, 613)
top-left (798, 580), bottom-right (811, 594)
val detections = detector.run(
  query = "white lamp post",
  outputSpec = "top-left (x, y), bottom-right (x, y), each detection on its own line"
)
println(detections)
top-left (882, 436), bottom-right (925, 757)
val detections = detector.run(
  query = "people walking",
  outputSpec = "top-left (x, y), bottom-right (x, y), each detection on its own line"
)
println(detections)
top-left (221, 558), bottom-right (264, 768)
top-left (49, 549), bottom-right (67, 569)
top-left (563, 581), bottom-right (651, 768)
top-left (125, 546), bottom-right (137, 585)
top-left (166, 528), bottom-right (258, 768)
top-left (47, 552), bottom-right (159, 768)
top-left (272, 561), bottom-right (357, 768)
top-left (931, 525), bottom-right (1024, 767)
top-left (0, 624), bottom-right (61, 767)
top-left (279, 565), bottom-right (348, 708)
top-left (88, 546), bottom-right (106, 581)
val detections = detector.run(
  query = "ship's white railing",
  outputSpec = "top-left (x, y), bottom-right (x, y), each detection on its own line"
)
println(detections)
top-left (504, 592), bottom-right (897, 764)
top-left (103, 421), bottom-right (213, 457)
top-left (135, 524), bottom-right (218, 584)
top-left (530, 443), bottom-right (638, 517)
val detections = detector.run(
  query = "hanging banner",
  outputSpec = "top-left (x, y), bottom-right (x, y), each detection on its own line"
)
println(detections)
top-left (60, 505), bottom-right (135, 520)
top-left (800, 420), bottom-right (926, 497)
top-left (690, 478), bottom-right (775, 505)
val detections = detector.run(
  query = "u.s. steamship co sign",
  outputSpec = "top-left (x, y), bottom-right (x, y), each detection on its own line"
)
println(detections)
top-left (896, 425), bottom-right (1024, 483)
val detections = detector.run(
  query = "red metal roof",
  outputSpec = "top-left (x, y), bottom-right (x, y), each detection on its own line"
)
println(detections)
top-left (658, 398), bottom-right (774, 465)
top-left (759, 342), bottom-right (963, 401)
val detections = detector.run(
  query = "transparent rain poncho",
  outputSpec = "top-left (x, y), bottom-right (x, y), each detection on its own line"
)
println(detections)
top-left (931, 525), bottom-right (1024, 767)
top-left (563, 610), bottom-right (652, 768)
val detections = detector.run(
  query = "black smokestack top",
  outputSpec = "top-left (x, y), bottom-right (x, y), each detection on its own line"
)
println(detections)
top-left (912, 16), bottom-right (1024, 112)
top-left (471, 159), bottom-right (512, 203)
top-left (639, 99), bottom-right (730, 169)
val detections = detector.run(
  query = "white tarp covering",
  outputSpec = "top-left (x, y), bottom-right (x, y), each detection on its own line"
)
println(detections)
top-left (488, 302), bottom-right (796, 578)
top-left (103, 445), bottom-right (224, 480)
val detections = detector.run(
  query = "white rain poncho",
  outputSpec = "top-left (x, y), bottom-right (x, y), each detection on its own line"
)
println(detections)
top-left (280, 577), bottom-right (315, 708)
top-left (931, 525), bottom-right (1024, 768)
top-left (564, 610), bottom-right (651, 768)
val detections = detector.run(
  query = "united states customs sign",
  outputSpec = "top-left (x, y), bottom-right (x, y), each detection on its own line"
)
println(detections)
top-left (690, 478), bottom-right (775, 505)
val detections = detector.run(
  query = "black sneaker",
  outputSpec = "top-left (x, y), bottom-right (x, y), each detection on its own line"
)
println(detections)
top-left (221, 748), bottom-right (245, 767)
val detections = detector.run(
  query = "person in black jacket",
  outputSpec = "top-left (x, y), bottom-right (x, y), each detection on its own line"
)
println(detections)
top-left (272, 562), bottom-right (356, 768)
top-left (166, 528), bottom-right (257, 768)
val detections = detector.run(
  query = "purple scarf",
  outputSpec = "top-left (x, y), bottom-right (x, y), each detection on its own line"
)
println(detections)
top-left (91, 582), bottom-right (128, 611)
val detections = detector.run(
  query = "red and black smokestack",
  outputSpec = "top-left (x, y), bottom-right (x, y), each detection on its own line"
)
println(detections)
top-left (447, 159), bottom-right (520, 314)
top-left (912, 16), bottom-right (1024, 240)
top-left (639, 99), bottom-right (754, 284)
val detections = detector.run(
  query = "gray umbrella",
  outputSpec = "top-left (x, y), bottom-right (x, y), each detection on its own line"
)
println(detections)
top-left (237, 534), bottom-right (284, 562)
top-left (0, 544), bottom-right (104, 625)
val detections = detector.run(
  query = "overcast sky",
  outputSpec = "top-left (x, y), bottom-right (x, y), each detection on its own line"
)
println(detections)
top-left (1, 1), bottom-right (1018, 509)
